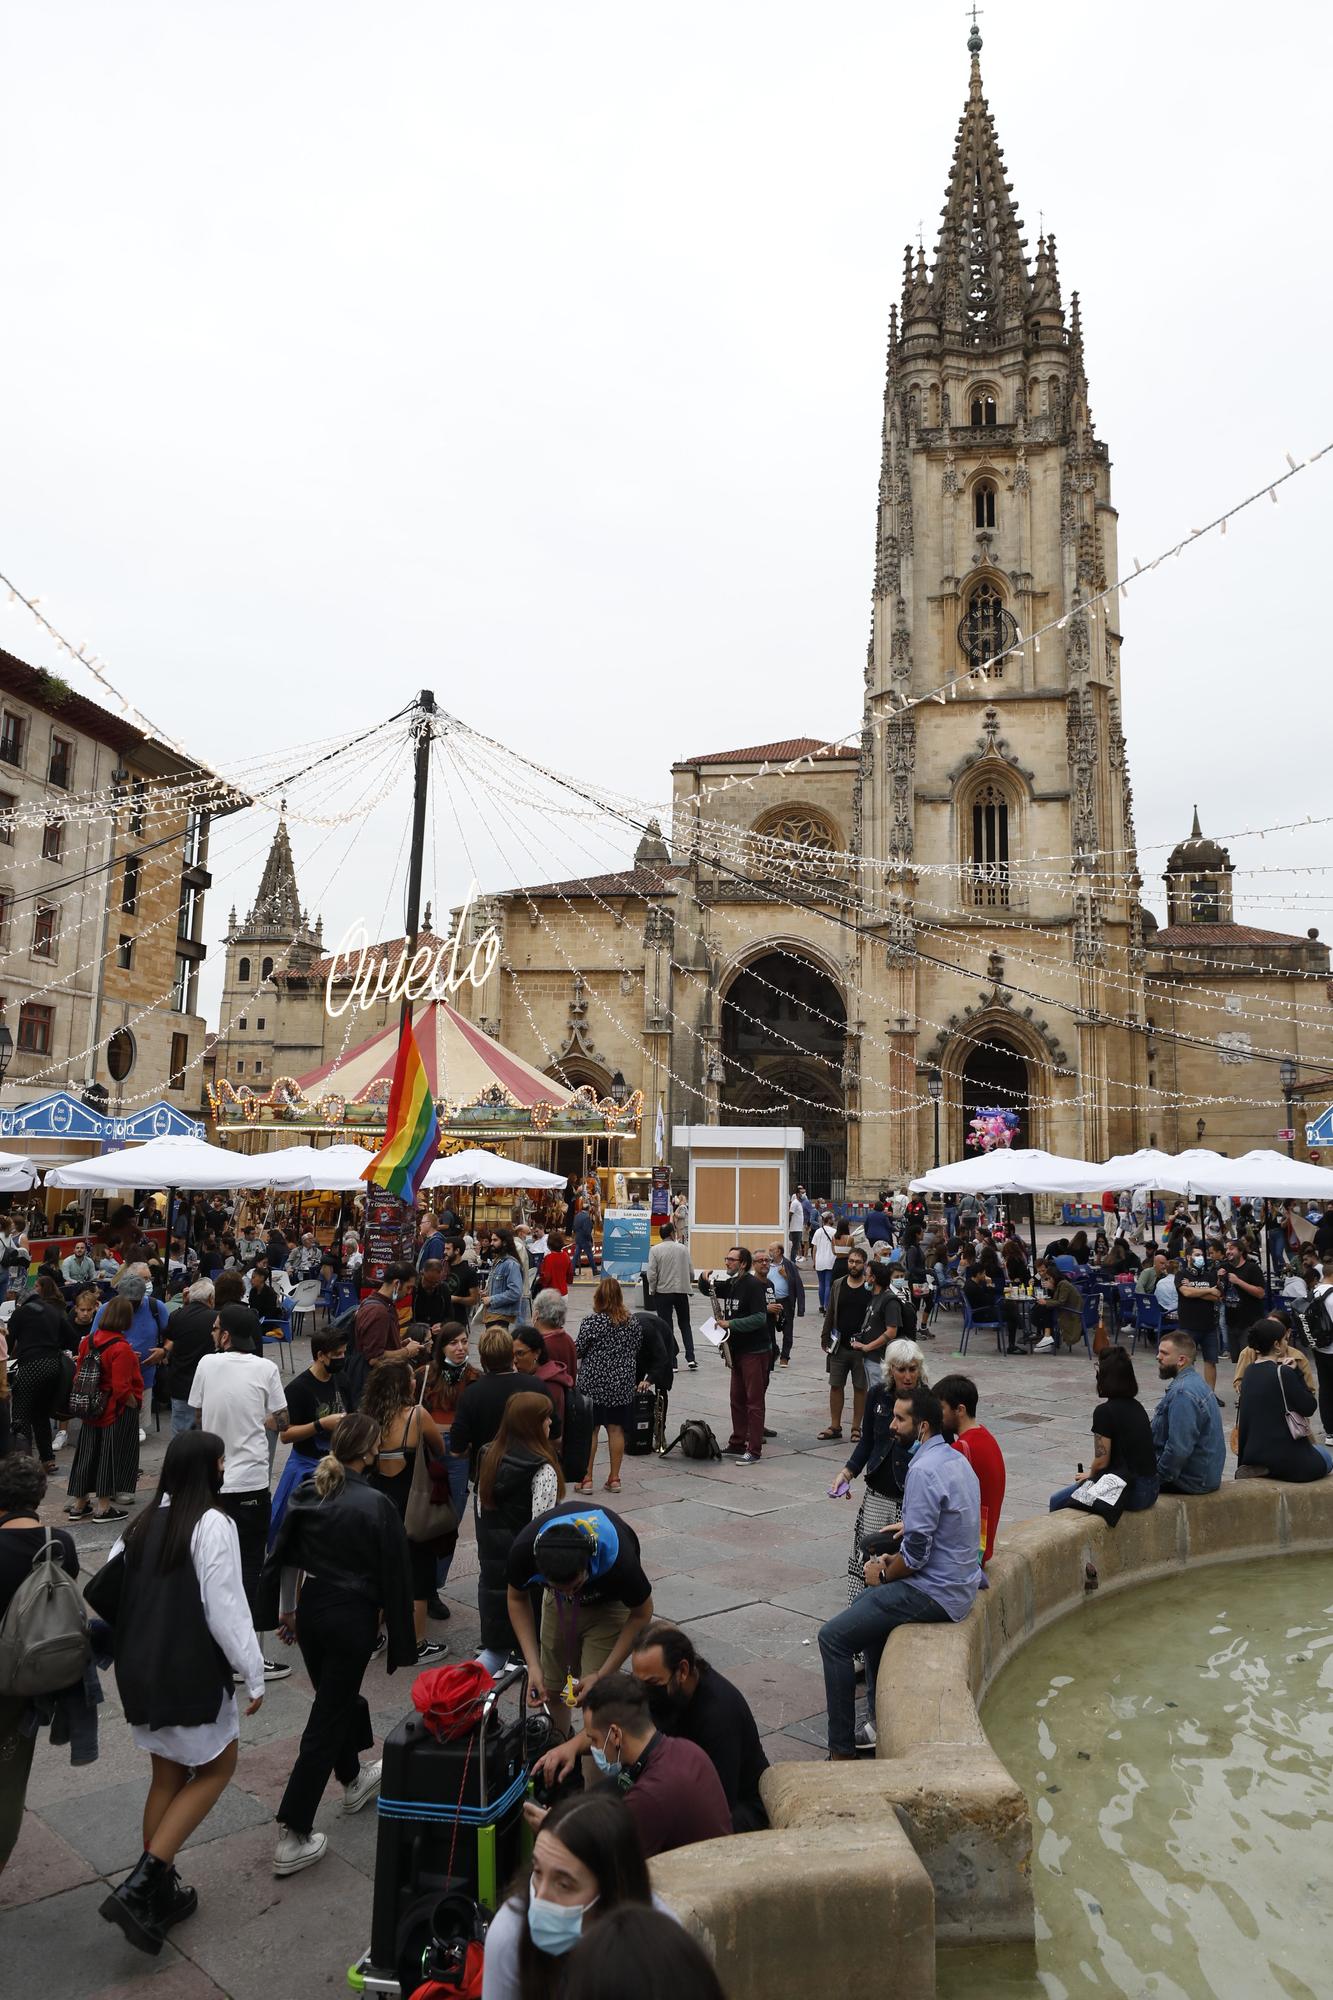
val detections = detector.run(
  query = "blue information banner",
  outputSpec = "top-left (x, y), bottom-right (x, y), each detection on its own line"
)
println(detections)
top-left (601, 1207), bottom-right (652, 1283)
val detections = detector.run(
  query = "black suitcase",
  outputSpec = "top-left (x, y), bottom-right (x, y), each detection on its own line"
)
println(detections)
top-left (625, 1387), bottom-right (658, 1456)
top-left (352, 1663), bottom-right (528, 1998)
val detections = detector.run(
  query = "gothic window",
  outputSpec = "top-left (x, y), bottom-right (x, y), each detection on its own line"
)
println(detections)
top-left (260, 956), bottom-right (274, 982)
top-left (960, 580), bottom-right (1016, 679)
top-left (1190, 878), bottom-right (1220, 923)
top-left (969, 392), bottom-right (998, 427)
top-left (749, 806), bottom-right (842, 885)
top-left (973, 480), bottom-right (997, 530)
top-left (967, 782), bottom-right (1012, 908)
top-left (237, 956), bottom-right (251, 983)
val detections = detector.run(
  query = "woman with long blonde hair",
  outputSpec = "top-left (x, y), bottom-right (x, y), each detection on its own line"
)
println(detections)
top-left (257, 1412), bottom-right (415, 1879)
top-left (573, 1277), bottom-right (639, 1494)
top-left (475, 1390), bottom-right (566, 1672)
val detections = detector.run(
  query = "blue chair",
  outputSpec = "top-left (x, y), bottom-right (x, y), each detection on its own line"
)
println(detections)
top-left (260, 1301), bottom-right (295, 1373)
top-left (960, 1296), bottom-right (1005, 1357)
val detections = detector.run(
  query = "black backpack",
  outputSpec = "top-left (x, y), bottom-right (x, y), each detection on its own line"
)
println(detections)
top-left (1305, 1291), bottom-right (1333, 1350)
top-left (559, 1387), bottom-right (595, 1485)
top-left (661, 1418), bottom-right (722, 1462)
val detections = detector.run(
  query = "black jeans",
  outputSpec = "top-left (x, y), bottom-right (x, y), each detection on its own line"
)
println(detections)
top-left (779, 1296), bottom-right (798, 1362)
top-left (1313, 1349), bottom-right (1333, 1436)
top-left (220, 1487), bottom-right (271, 1623)
top-left (11, 1355), bottom-right (63, 1462)
top-left (651, 1292), bottom-right (695, 1365)
top-left (277, 1588), bottom-right (376, 1835)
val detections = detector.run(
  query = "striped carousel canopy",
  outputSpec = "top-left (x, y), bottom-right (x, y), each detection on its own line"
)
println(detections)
top-left (296, 1000), bottom-right (575, 1112)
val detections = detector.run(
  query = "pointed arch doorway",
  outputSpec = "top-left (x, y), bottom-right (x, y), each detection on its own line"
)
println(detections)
top-left (719, 952), bottom-right (847, 1197)
top-left (960, 1034), bottom-right (1030, 1152)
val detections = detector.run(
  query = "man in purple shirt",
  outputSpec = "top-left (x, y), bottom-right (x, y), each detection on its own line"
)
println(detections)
top-left (579, 1674), bottom-right (730, 1858)
top-left (818, 1385), bottom-right (982, 1757)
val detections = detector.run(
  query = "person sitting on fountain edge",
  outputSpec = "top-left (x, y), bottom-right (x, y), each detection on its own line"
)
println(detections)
top-left (1151, 1332), bottom-right (1225, 1495)
top-left (817, 1385), bottom-right (983, 1758)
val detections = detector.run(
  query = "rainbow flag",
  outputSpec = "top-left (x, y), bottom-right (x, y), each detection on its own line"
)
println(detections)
top-left (361, 1015), bottom-right (440, 1203)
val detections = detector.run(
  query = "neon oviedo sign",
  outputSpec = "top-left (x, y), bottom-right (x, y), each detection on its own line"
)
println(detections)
top-left (324, 881), bottom-right (501, 1020)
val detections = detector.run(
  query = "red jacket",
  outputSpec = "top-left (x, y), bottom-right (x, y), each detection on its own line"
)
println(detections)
top-left (78, 1327), bottom-right (144, 1427)
top-left (539, 1250), bottom-right (572, 1296)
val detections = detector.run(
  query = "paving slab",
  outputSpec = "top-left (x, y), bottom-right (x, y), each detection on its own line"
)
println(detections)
top-left (0, 1809), bottom-right (98, 1908)
top-left (0, 1881), bottom-right (195, 2000)
top-left (41, 1771), bottom-right (272, 1877)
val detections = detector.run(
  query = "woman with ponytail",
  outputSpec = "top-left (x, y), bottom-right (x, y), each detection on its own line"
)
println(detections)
top-left (257, 1412), bottom-right (415, 1879)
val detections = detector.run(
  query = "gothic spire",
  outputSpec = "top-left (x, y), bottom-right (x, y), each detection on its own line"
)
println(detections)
top-left (927, 24), bottom-right (1030, 339)
top-left (247, 814), bottom-right (303, 932)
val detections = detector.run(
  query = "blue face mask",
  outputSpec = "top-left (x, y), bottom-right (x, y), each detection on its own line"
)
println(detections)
top-left (528, 1884), bottom-right (598, 1957)
top-left (589, 1731), bottom-right (622, 1776)
top-left (908, 1434), bottom-right (924, 1458)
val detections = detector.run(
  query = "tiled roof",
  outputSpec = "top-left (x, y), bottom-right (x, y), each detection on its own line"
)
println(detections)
top-left (278, 930), bottom-right (455, 985)
top-left (1150, 923), bottom-right (1315, 949)
top-left (0, 645), bottom-right (216, 779)
top-left (503, 864), bottom-right (683, 901)
top-left (674, 737), bottom-right (857, 768)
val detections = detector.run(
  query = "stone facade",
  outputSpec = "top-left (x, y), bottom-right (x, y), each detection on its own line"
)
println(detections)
top-left (210, 31), bottom-right (1332, 1191)
top-left (0, 646), bottom-right (222, 1114)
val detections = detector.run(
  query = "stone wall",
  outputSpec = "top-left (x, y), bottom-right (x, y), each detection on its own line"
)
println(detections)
top-left (652, 1479), bottom-right (1333, 1995)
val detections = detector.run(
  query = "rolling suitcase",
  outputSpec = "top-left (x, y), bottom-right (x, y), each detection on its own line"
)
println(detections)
top-left (349, 1663), bottom-right (528, 1999)
top-left (625, 1387), bottom-right (658, 1456)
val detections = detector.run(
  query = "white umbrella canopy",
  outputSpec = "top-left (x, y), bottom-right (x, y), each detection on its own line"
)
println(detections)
top-left (253, 1143), bottom-right (379, 1192)
top-left (0, 1150), bottom-right (41, 1192)
top-left (43, 1135), bottom-right (262, 1192)
top-left (1183, 1150), bottom-right (1333, 1201)
top-left (422, 1147), bottom-right (566, 1191)
top-left (1084, 1147), bottom-right (1234, 1196)
top-left (909, 1148), bottom-right (1109, 1196)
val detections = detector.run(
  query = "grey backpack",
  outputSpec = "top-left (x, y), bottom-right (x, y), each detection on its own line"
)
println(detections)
top-left (0, 1527), bottom-right (92, 1697)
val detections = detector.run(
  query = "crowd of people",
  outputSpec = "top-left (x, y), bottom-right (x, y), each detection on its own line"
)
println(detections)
top-left (4, 1176), bottom-right (1333, 1991)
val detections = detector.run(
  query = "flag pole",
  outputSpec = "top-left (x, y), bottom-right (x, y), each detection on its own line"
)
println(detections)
top-left (402, 690), bottom-right (437, 1035)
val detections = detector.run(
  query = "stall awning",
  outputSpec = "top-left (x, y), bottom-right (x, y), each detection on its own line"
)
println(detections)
top-left (297, 1002), bottom-right (575, 1111)
top-left (0, 1091), bottom-right (205, 1146)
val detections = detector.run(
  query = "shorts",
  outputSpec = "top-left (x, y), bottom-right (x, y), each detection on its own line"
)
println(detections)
top-left (539, 1594), bottom-right (631, 1700)
top-left (1191, 1323), bottom-right (1220, 1366)
top-left (591, 1403), bottom-right (631, 1430)
top-left (826, 1346), bottom-right (868, 1393)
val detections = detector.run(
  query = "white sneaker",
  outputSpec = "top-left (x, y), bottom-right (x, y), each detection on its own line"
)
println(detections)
top-left (343, 1760), bottom-right (381, 1814)
top-left (51, 1429), bottom-right (67, 1452)
top-left (138, 1429), bottom-right (147, 1444)
top-left (1032, 1337), bottom-right (1057, 1353)
top-left (273, 1828), bottom-right (328, 1876)
top-left (855, 1720), bottom-right (877, 1750)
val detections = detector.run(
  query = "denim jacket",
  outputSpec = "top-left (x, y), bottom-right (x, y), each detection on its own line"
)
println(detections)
top-left (1150, 1365), bottom-right (1225, 1492)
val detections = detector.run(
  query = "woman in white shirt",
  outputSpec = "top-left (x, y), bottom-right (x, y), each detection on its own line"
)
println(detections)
top-left (813, 1213), bottom-right (839, 1312)
top-left (98, 1429), bottom-right (264, 1956)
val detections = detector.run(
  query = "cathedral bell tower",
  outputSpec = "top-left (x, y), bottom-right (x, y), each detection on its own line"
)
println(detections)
top-left (858, 22), bottom-right (1144, 1174)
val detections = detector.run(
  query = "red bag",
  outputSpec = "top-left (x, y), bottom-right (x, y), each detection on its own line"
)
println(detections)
top-left (408, 1951), bottom-right (484, 2000)
top-left (412, 1661), bottom-right (494, 1741)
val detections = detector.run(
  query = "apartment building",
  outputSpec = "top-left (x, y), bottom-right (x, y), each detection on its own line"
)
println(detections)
top-left (0, 647), bottom-right (233, 1113)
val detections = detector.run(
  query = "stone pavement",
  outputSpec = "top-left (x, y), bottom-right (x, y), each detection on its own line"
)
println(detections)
top-left (6, 1280), bottom-right (1235, 1998)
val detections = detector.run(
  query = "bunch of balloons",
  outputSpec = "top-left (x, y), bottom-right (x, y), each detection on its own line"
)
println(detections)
top-left (967, 1107), bottom-right (1019, 1152)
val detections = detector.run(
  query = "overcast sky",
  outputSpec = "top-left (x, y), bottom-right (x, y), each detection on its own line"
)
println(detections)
top-left (1, 1), bottom-right (1328, 1027)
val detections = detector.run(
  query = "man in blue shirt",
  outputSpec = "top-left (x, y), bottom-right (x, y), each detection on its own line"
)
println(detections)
top-left (863, 1202), bottom-right (895, 1251)
top-left (818, 1385), bottom-right (982, 1756)
top-left (765, 1237), bottom-right (805, 1366)
top-left (1151, 1332), bottom-right (1226, 1494)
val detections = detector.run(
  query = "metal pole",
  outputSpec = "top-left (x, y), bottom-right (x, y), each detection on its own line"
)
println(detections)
top-left (388, 690), bottom-right (436, 1257)
top-left (1029, 1193), bottom-right (1038, 1273)
top-left (1285, 1089), bottom-right (1295, 1161)
top-left (932, 1099), bottom-right (940, 1172)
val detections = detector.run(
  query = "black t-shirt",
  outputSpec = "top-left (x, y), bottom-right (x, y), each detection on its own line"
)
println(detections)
top-left (446, 1262), bottom-right (479, 1303)
top-left (863, 1290), bottom-right (903, 1347)
top-left (412, 1282), bottom-right (454, 1326)
top-left (662, 1660), bottom-right (769, 1824)
top-left (834, 1279), bottom-right (871, 1341)
top-left (1091, 1397), bottom-right (1157, 1481)
top-left (449, 1372), bottom-right (561, 1472)
top-left (164, 1301), bottom-right (219, 1401)
top-left (0, 1522), bottom-right (78, 1618)
top-left (1175, 1259), bottom-right (1221, 1332)
top-left (505, 1501), bottom-right (651, 1608)
top-left (284, 1365), bottom-right (350, 1435)
top-left (1222, 1258), bottom-right (1266, 1333)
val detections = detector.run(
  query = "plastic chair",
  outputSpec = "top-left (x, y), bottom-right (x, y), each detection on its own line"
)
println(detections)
top-left (960, 1297), bottom-right (1005, 1357)
top-left (288, 1278), bottom-right (324, 1342)
top-left (260, 1303), bottom-right (295, 1373)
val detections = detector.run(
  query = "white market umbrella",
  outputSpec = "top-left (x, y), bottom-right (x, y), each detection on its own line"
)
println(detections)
top-left (909, 1148), bottom-right (1108, 1196)
top-left (1183, 1149), bottom-right (1333, 1202)
top-left (0, 1150), bottom-right (41, 1192)
top-left (422, 1147), bottom-right (566, 1191)
top-left (1084, 1147), bottom-right (1233, 1197)
top-left (252, 1143), bottom-right (379, 1192)
top-left (43, 1135), bottom-right (262, 1193)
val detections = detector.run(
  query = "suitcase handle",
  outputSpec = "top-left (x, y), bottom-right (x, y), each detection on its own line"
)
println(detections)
top-left (477, 1661), bottom-right (528, 1809)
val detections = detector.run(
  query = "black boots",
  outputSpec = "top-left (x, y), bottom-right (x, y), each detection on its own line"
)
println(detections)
top-left (100, 1850), bottom-right (168, 1954)
top-left (100, 1850), bottom-right (199, 1954)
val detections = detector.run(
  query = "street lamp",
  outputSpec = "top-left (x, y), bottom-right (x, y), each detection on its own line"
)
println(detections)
top-left (927, 1066), bottom-right (943, 1172)
top-left (0, 1022), bottom-right (12, 1091)
top-left (609, 1070), bottom-right (628, 1108)
top-left (1195, 1118), bottom-right (1206, 1145)
top-left (1280, 1057), bottom-right (1298, 1160)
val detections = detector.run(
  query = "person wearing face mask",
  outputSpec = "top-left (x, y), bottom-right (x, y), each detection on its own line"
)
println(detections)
top-left (573, 1675), bottom-right (730, 1858)
top-left (629, 1622), bottom-right (768, 1832)
top-left (352, 1263), bottom-right (424, 1370)
top-left (817, 1386), bottom-right (982, 1758)
top-left (1175, 1245), bottom-right (1224, 1401)
top-left (268, 1329), bottom-right (353, 1544)
top-left (97, 1430), bottom-right (265, 1954)
top-left (481, 1792), bottom-right (665, 2000)
top-left (1150, 1333), bottom-right (1226, 1495)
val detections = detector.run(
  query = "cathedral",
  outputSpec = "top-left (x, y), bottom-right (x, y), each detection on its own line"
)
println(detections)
top-left (214, 27), bottom-right (1331, 1195)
